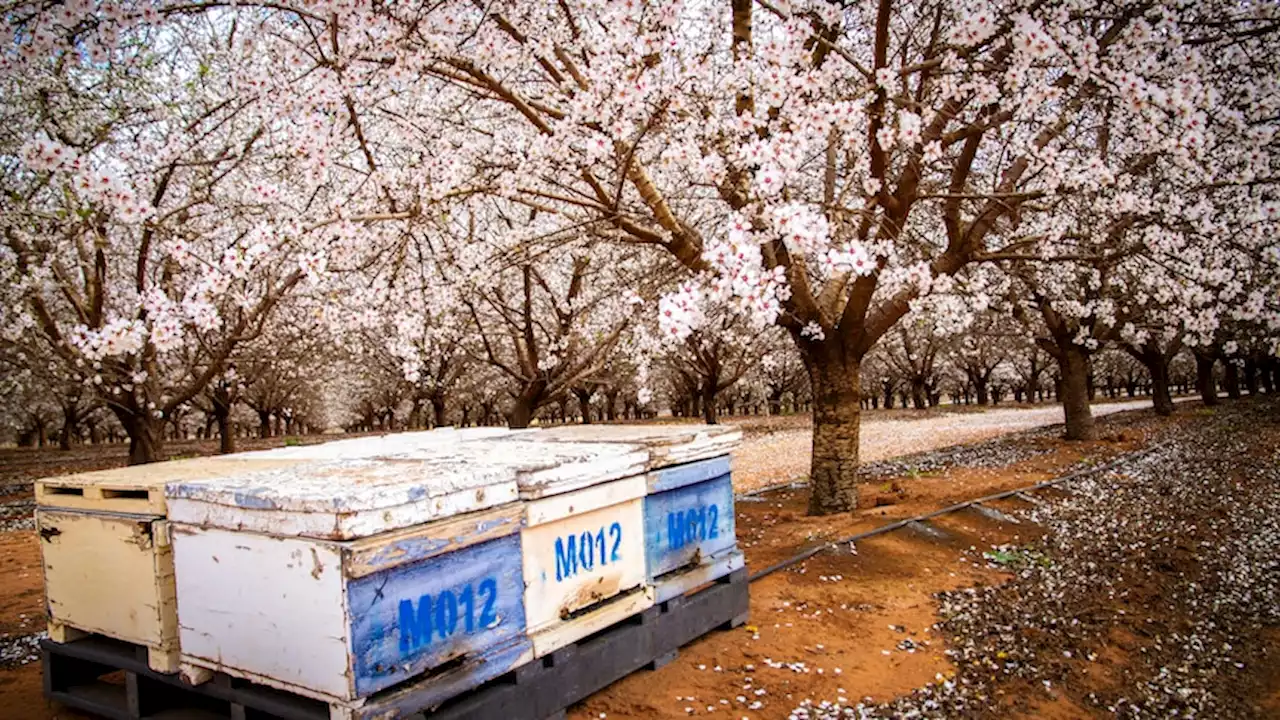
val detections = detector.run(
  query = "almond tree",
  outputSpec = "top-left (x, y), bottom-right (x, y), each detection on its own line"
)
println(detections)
top-left (10, 1), bottom-right (1278, 506)
top-left (349, 0), bottom-right (1254, 512)
top-left (1, 14), bottom-right (417, 462)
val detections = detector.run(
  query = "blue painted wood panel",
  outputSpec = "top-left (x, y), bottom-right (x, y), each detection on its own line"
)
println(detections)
top-left (347, 533), bottom-right (527, 697)
top-left (347, 510), bottom-right (522, 577)
top-left (643, 474), bottom-right (736, 579)
top-left (646, 456), bottom-right (732, 494)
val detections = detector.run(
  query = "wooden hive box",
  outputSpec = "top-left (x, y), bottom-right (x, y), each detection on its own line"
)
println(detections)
top-left (34, 427), bottom-right (517, 677)
top-left (35, 456), bottom-right (314, 674)
top-left (166, 446), bottom-right (531, 713)
top-left (642, 455), bottom-right (743, 602)
top-left (529, 425), bottom-right (745, 602)
top-left (454, 436), bottom-right (654, 658)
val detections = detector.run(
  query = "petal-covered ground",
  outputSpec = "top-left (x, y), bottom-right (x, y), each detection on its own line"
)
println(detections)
top-left (0, 397), bottom-right (1275, 720)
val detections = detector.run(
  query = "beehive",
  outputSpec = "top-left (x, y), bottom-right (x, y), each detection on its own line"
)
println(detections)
top-left (166, 449), bottom-right (528, 708)
top-left (528, 425), bottom-right (745, 602)
top-left (417, 437), bottom-right (656, 658)
top-left (35, 456), bottom-right (313, 673)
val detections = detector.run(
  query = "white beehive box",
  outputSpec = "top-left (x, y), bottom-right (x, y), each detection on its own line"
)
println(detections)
top-left (167, 447), bottom-right (529, 710)
top-left (453, 437), bottom-right (655, 657)
top-left (35, 455), bottom-right (318, 673)
top-left (526, 425), bottom-right (745, 602)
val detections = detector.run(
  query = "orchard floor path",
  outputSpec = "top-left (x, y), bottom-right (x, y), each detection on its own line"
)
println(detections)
top-left (729, 396), bottom-right (1195, 495)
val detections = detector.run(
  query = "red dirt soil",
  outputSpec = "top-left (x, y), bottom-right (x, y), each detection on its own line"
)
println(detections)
top-left (3, 406), bottom-right (1275, 720)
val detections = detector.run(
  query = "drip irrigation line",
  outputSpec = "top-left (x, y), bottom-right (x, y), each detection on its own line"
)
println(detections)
top-left (745, 440), bottom-right (1171, 583)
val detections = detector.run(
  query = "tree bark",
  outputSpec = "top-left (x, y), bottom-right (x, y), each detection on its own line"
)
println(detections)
top-left (213, 404), bottom-right (235, 455)
top-left (507, 381), bottom-right (547, 429)
top-left (432, 396), bottom-right (447, 428)
top-left (115, 411), bottom-right (165, 465)
top-left (573, 388), bottom-right (594, 425)
top-left (909, 378), bottom-right (927, 409)
top-left (58, 402), bottom-right (79, 451)
top-left (701, 380), bottom-right (719, 425)
top-left (1130, 345), bottom-right (1175, 417)
top-left (605, 390), bottom-right (618, 421)
top-left (1059, 345), bottom-right (1096, 441)
top-left (216, 412), bottom-right (235, 454)
top-left (257, 409), bottom-right (271, 438)
top-left (1194, 351), bottom-right (1219, 406)
top-left (1224, 362), bottom-right (1241, 399)
top-left (973, 377), bottom-right (989, 405)
top-left (803, 348), bottom-right (861, 515)
top-left (1243, 359), bottom-right (1259, 395)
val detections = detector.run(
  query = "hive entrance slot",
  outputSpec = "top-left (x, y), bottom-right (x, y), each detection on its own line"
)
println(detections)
top-left (101, 489), bottom-right (149, 500)
top-left (45, 487), bottom-right (84, 497)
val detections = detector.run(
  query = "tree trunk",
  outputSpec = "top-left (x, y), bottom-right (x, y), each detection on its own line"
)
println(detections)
top-left (883, 383), bottom-right (893, 409)
top-left (1195, 351), bottom-right (1219, 406)
top-left (213, 390), bottom-right (236, 454)
top-left (802, 347), bottom-right (861, 515)
top-left (605, 390), bottom-right (618, 421)
top-left (216, 412), bottom-right (236, 454)
top-left (58, 403), bottom-right (78, 451)
top-left (910, 378), bottom-right (927, 410)
top-left (1130, 345), bottom-right (1175, 417)
top-left (974, 377), bottom-right (989, 406)
top-left (1149, 354), bottom-right (1175, 417)
top-left (507, 381), bottom-right (547, 429)
top-left (1059, 345), bottom-right (1096, 441)
top-left (768, 391), bottom-right (783, 415)
top-left (1224, 362), bottom-right (1242, 399)
top-left (258, 409), bottom-right (271, 438)
top-left (702, 382), bottom-right (718, 425)
top-left (115, 411), bottom-right (165, 465)
top-left (432, 396), bottom-right (447, 428)
top-left (1243, 359), bottom-right (1259, 395)
top-left (573, 388), bottom-right (594, 425)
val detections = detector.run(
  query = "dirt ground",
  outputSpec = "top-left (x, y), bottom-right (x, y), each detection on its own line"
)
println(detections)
top-left (1, 398), bottom-right (1276, 720)
top-left (566, 414), bottom-right (1170, 720)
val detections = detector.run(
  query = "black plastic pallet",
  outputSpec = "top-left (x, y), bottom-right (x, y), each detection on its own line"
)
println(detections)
top-left (43, 568), bottom-right (749, 720)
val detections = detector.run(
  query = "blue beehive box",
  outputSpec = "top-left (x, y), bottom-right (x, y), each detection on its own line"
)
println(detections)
top-left (528, 425), bottom-right (744, 603)
top-left (643, 455), bottom-right (744, 601)
top-left (166, 435), bottom-right (536, 715)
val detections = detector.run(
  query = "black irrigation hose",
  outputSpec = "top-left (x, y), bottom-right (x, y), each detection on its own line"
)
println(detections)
top-left (745, 440), bottom-right (1172, 583)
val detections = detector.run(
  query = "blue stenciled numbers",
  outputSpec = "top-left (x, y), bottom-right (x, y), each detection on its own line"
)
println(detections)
top-left (667, 504), bottom-right (720, 551)
top-left (398, 577), bottom-right (499, 654)
top-left (554, 522), bottom-right (623, 581)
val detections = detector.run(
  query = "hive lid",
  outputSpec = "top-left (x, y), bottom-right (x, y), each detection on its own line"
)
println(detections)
top-left (165, 454), bottom-right (521, 540)
top-left (161, 429), bottom-right (542, 539)
top-left (394, 439), bottom-right (649, 500)
top-left (162, 430), bottom-right (647, 537)
top-left (227, 426), bottom-right (522, 461)
top-left (35, 456), bottom-right (312, 515)
top-left (527, 424), bottom-right (742, 470)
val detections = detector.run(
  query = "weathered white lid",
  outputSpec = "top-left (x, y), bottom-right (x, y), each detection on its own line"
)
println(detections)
top-left (162, 429), bottom-right (647, 537)
top-left (163, 429), bottom-right (536, 540)
top-left (396, 439), bottom-right (649, 500)
top-left (527, 424), bottom-right (742, 470)
top-left (226, 426), bottom-right (522, 461)
top-left (165, 454), bottom-right (521, 540)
